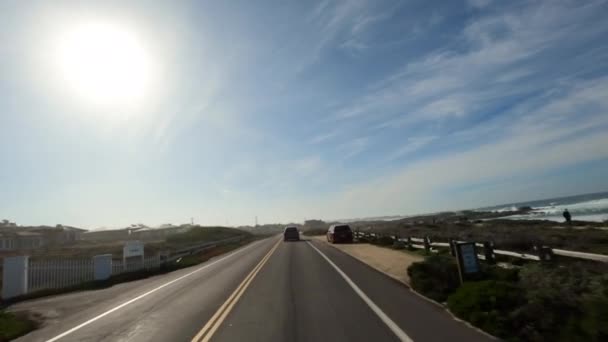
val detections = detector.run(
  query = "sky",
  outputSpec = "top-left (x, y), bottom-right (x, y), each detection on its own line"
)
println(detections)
top-left (1, 0), bottom-right (608, 228)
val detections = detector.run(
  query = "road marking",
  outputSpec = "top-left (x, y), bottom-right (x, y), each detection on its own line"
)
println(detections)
top-left (44, 239), bottom-right (267, 342)
top-left (307, 241), bottom-right (414, 342)
top-left (191, 239), bottom-right (281, 342)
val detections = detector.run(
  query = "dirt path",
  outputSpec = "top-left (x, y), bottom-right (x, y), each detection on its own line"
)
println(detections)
top-left (309, 235), bottom-right (424, 284)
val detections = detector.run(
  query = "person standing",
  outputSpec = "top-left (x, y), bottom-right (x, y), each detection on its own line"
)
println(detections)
top-left (563, 208), bottom-right (572, 223)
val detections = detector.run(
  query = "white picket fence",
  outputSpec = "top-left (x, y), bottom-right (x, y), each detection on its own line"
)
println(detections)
top-left (2, 235), bottom-right (249, 299)
top-left (27, 255), bottom-right (162, 293)
top-left (28, 258), bottom-right (94, 292)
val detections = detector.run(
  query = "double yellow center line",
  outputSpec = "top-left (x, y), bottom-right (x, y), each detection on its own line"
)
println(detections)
top-left (191, 238), bottom-right (281, 342)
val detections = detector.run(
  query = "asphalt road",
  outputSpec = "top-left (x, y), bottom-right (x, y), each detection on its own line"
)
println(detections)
top-left (14, 237), bottom-right (493, 342)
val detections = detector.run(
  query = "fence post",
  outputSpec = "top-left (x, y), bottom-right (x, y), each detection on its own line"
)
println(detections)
top-left (483, 241), bottom-right (496, 264)
top-left (159, 251), bottom-right (170, 265)
top-left (424, 236), bottom-right (431, 253)
top-left (449, 238), bottom-right (457, 256)
top-left (407, 237), bottom-right (412, 249)
top-left (2, 255), bottom-right (29, 299)
top-left (534, 245), bottom-right (554, 262)
top-left (93, 254), bottom-right (113, 281)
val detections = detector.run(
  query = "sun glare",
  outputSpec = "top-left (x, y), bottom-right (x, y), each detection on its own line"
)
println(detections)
top-left (52, 21), bottom-right (154, 108)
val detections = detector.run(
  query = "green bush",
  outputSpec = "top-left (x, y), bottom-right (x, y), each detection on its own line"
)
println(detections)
top-left (302, 228), bottom-right (327, 236)
top-left (579, 294), bottom-right (608, 341)
top-left (447, 280), bottom-right (525, 338)
top-left (407, 254), bottom-right (460, 302)
top-left (166, 227), bottom-right (248, 245)
top-left (482, 264), bottom-right (519, 282)
top-left (408, 256), bottom-right (608, 341)
top-left (392, 240), bottom-right (406, 249)
top-left (375, 236), bottom-right (395, 246)
top-left (0, 311), bottom-right (37, 342)
top-left (509, 263), bottom-right (608, 341)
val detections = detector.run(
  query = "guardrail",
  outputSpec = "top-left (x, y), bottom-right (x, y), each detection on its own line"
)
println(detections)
top-left (352, 231), bottom-right (606, 263)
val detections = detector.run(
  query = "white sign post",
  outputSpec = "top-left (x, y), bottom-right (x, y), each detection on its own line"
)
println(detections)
top-left (123, 240), bottom-right (144, 271)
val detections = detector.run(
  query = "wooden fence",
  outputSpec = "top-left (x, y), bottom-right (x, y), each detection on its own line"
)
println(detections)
top-left (352, 231), bottom-right (608, 263)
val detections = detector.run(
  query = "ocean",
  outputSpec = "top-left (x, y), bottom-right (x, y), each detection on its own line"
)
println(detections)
top-left (482, 191), bottom-right (608, 223)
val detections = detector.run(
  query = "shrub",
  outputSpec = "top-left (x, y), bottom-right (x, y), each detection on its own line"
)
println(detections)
top-left (0, 311), bottom-right (37, 342)
top-left (482, 265), bottom-right (519, 282)
top-left (166, 227), bottom-right (248, 245)
top-left (407, 254), bottom-right (460, 302)
top-left (357, 236), bottom-right (370, 243)
top-left (302, 228), bottom-right (327, 236)
top-left (375, 236), bottom-right (395, 246)
top-left (392, 240), bottom-right (406, 249)
top-left (447, 280), bottom-right (525, 338)
top-left (579, 294), bottom-right (608, 341)
top-left (509, 263), bottom-right (608, 341)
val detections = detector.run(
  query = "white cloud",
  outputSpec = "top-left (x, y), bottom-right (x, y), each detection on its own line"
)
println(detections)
top-left (300, 0), bottom-right (397, 69)
top-left (340, 38), bottom-right (368, 53)
top-left (387, 136), bottom-right (437, 161)
top-left (338, 136), bottom-right (370, 159)
top-left (310, 129), bottom-right (341, 144)
top-left (306, 76), bottom-right (608, 218)
top-left (467, 0), bottom-right (492, 9)
top-left (6, 1), bottom-right (608, 227)
top-left (329, 0), bottom-right (608, 140)
top-left (292, 155), bottom-right (323, 175)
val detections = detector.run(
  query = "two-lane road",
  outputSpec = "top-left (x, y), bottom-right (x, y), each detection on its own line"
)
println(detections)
top-left (15, 237), bottom-right (493, 342)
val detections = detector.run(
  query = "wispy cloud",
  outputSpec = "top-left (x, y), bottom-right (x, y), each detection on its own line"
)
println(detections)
top-left (331, 0), bottom-right (608, 134)
top-left (309, 129), bottom-right (340, 144)
top-left (282, 0), bottom-right (608, 218)
top-left (300, 0), bottom-right (397, 69)
top-left (4, 0), bottom-right (608, 227)
top-left (386, 136), bottom-right (437, 161)
top-left (338, 136), bottom-right (370, 159)
top-left (467, 0), bottom-right (492, 9)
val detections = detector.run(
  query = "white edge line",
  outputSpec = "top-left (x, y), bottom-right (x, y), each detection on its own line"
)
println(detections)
top-left (318, 238), bottom-right (498, 340)
top-left (45, 239), bottom-right (266, 342)
top-left (306, 241), bottom-right (414, 342)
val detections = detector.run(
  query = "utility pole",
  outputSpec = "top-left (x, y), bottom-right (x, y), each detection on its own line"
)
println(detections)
top-left (255, 216), bottom-right (258, 227)
top-left (191, 217), bottom-right (194, 225)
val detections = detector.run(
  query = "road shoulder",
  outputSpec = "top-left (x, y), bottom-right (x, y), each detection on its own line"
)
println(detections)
top-left (308, 235), bottom-right (423, 284)
top-left (308, 238), bottom-right (494, 341)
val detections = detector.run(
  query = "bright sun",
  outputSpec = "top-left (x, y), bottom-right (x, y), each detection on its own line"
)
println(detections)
top-left (53, 21), bottom-right (154, 107)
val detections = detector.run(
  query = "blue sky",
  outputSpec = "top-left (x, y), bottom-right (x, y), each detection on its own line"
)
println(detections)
top-left (1, 0), bottom-right (608, 228)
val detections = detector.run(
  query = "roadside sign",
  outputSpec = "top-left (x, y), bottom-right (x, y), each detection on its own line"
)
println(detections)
top-left (455, 242), bottom-right (481, 283)
top-left (123, 240), bottom-right (144, 258)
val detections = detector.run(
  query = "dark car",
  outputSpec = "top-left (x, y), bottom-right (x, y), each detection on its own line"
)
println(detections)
top-left (327, 224), bottom-right (353, 243)
top-left (283, 226), bottom-right (300, 241)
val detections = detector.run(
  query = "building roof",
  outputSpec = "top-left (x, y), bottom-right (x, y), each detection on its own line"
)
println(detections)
top-left (0, 231), bottom-right (42, 238)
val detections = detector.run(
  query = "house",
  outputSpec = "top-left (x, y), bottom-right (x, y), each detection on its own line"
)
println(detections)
top-left (0, 224), bottom-right (87, 250)
top-left (82, 225), bottom-right (193, 242)
top-left (28, 225), bottom-right (87, 244)
top-left (0, 231), bottom-right (44, 250)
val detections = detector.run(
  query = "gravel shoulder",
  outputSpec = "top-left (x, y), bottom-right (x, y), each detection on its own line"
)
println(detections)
top-left (309, 235), bottom-right (423, 284)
